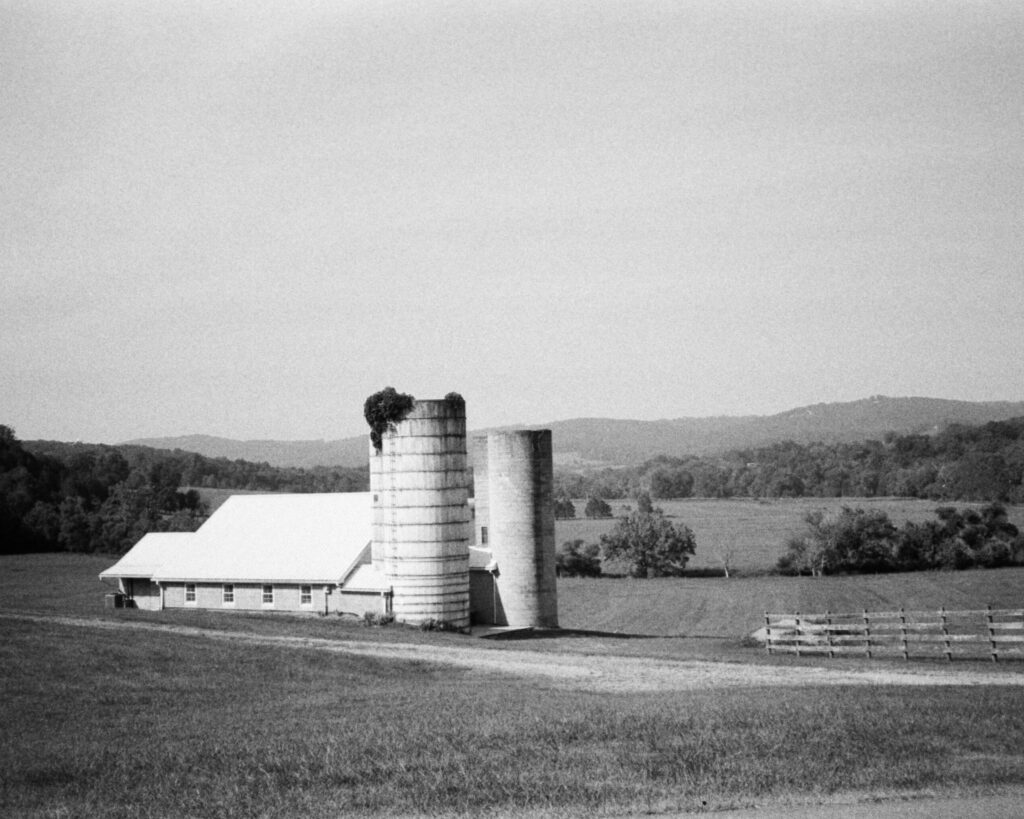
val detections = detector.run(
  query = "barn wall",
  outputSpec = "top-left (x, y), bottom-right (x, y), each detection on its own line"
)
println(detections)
top-left (122, 578), bottom-right (161, 611)
top-left (336, 591), bottom-right (388, 617)
top-left (161, 582), bottom-right (330, 613)
top-left (469, 569), bottom-right (501, 625)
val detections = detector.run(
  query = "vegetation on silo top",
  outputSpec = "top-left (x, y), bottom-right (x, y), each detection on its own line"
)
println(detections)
top-left (364, 387), bottom-right (415, 451)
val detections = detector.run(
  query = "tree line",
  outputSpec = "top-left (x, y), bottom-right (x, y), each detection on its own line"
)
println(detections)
top-left (777, 503), bottom-right (1024, 575)
top-left (6, 414), bottom-right (1022, 558)
top-left (1, 427), bottom-right (368, 555)
top-left (554, 418), bottom-right (1024, 503)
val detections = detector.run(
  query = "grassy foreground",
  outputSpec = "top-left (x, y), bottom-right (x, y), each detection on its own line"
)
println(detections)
top-left (3, 617), bottom-right (1024, 818)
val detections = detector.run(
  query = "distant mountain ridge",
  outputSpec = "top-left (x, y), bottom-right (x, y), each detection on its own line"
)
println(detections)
top-left (124, 396), bottom-right (1024, 469)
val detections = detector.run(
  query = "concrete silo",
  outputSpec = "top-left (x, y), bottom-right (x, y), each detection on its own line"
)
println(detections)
top-left (470, 434), bottom-right (490, 548)
top-left (485, 430), bottom-right (559, 629)
top-left (369, 397), bottom-right (471, 628)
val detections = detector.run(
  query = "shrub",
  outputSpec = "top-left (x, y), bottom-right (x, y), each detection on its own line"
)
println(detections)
top-left (584, 495), bottom-right (613, 519)
top-left (417, 618), bottom-right (460, 632)
top-left (362, 611), bottom-right (395, 626)
top-left (553, 497), bottom-right (576, 519)
top-left (556, 539), bottom-right (602, 577)
top-left (364, 387), bottom-right (415, 451)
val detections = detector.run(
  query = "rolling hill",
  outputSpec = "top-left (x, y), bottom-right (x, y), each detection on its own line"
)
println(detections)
top-left (117, 434), bottom-right (369, 469)
top-left (125, 396), bottom-right (1024, 469)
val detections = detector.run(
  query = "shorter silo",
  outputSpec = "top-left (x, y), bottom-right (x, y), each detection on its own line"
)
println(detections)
top-left (470, 434), bottom-right (490, 547)
top-left (486, 430), bottom-right (559, 628)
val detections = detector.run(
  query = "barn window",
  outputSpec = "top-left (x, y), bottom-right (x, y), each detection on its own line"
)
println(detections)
top-left (481, 526), bottom-right (488, 545)
top-left (262, 585), bottom-right (274, 606)
top-left (300, 585), bottom-right (312, 607)
top-left (223, 584), bottom-right (234, 605)
top-left (185, 583), bottom-right (196, 605)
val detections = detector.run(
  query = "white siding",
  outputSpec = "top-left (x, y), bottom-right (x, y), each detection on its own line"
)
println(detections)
top-left (336, 590), bottom-right (388, 617)
top-left (121, 578), bottom-right (161, 611)
top-left (162, 582), bottom-right (334, 613)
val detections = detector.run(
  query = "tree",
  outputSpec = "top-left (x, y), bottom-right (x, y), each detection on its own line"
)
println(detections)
top-left (556, 539), bottom-right (602, 577)
top-left (600, 508), bottom-right (696, 578)
top-left (553, 496), bottom-right (576, 519)
top-left (584, 495), bottom-right (612, 518)
top-left (650, 468), bottom-right (694, 499)
top-left (776, 507), bottom-right (899, 575)
top-left (720, 545), bottom-right (738, 578)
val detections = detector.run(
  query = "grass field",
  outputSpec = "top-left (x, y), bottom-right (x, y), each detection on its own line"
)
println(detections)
top-left (4, 554), bottom-right (1024, 816)
top-left (4, 615), bottom-right (1024, 818)
top-left (6, 551), bottom-right (1023, 641)
top-left (558, 568), bottom-right (1024, 638)
top-left (557, 497), bottom-right (1024, 573)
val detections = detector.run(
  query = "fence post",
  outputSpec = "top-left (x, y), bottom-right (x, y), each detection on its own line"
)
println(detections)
top-left (795, 611), bottom-right (801, 657)
top-left (987, 604), bottom-right (997, 663)
top-left (900, 607), bottom-right (908, 661)
top-left (941, 607), bottom-right (951, 662)
top-left (826, 609), bottom-right (834, 659)
top-left (765, 611), bottom-right (772, 656)
top-left (863, 609), bottom-right (871, 659)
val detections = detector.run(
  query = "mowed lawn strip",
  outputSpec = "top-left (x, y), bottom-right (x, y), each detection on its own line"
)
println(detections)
top-left (3, 618), bottom-right (1024, 818)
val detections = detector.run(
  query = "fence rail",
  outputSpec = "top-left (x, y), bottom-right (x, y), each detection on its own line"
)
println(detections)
top-left (764, 606), bottom-right (1024, 662)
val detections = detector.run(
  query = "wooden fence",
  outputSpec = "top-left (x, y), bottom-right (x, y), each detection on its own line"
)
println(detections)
top-left (764, 606), bottom-right (1024, 662)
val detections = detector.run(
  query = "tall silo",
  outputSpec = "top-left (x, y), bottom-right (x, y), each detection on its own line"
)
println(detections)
top-left (486, 430), bottom-right (559, 628)
top-left (370, 397), bottom-right (471, 628)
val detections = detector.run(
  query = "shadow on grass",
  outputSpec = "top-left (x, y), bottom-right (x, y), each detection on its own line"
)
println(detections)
top-left (486, 627), bottom-right (664, 641)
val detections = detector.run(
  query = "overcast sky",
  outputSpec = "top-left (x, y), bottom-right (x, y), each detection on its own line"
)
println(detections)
top-left (3, 1), bottom-right (1022, 442)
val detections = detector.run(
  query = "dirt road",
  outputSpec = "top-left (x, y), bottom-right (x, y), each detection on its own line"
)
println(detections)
top-left (8, 612), bottom-right (1024, 693)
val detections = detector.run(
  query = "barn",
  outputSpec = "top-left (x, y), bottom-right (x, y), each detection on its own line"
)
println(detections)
top-left (100, 493), bottom-right (392, 616)
top-left (101, 393), bottom-right (558, 630)
top-left (100, 490), bottom-right (501, 620)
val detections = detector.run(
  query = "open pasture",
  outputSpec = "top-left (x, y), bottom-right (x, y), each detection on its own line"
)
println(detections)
top-left (4, 615), bottom-right (1024, 818)
top-left (5, 553), bottom-right (1023, 644)
top-left (4, 554), bottom-right (1024, 815)
top-left (557, 568), bottom-right (1024, 639)
top-left (557, 497), bottom-right (1024, 573)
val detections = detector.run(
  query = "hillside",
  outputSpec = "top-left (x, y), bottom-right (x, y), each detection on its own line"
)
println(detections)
top-left (125, 396), bottom-right (1024, 469)
top-left (545, 396), bottom-right (1024, 465)
top-left (119, 434), bottom-right (370, 469)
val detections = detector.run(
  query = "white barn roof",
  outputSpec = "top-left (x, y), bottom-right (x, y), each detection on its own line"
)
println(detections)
top-left (100, 532), bottom-right (196, 580)
top-left (101, 492), bottom-right (373, 585)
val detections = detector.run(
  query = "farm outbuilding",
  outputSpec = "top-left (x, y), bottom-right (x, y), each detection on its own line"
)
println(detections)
top-left (100, 493), bottom-right (391, 616)
top-left (101, 394), bottom-right (559, 630)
